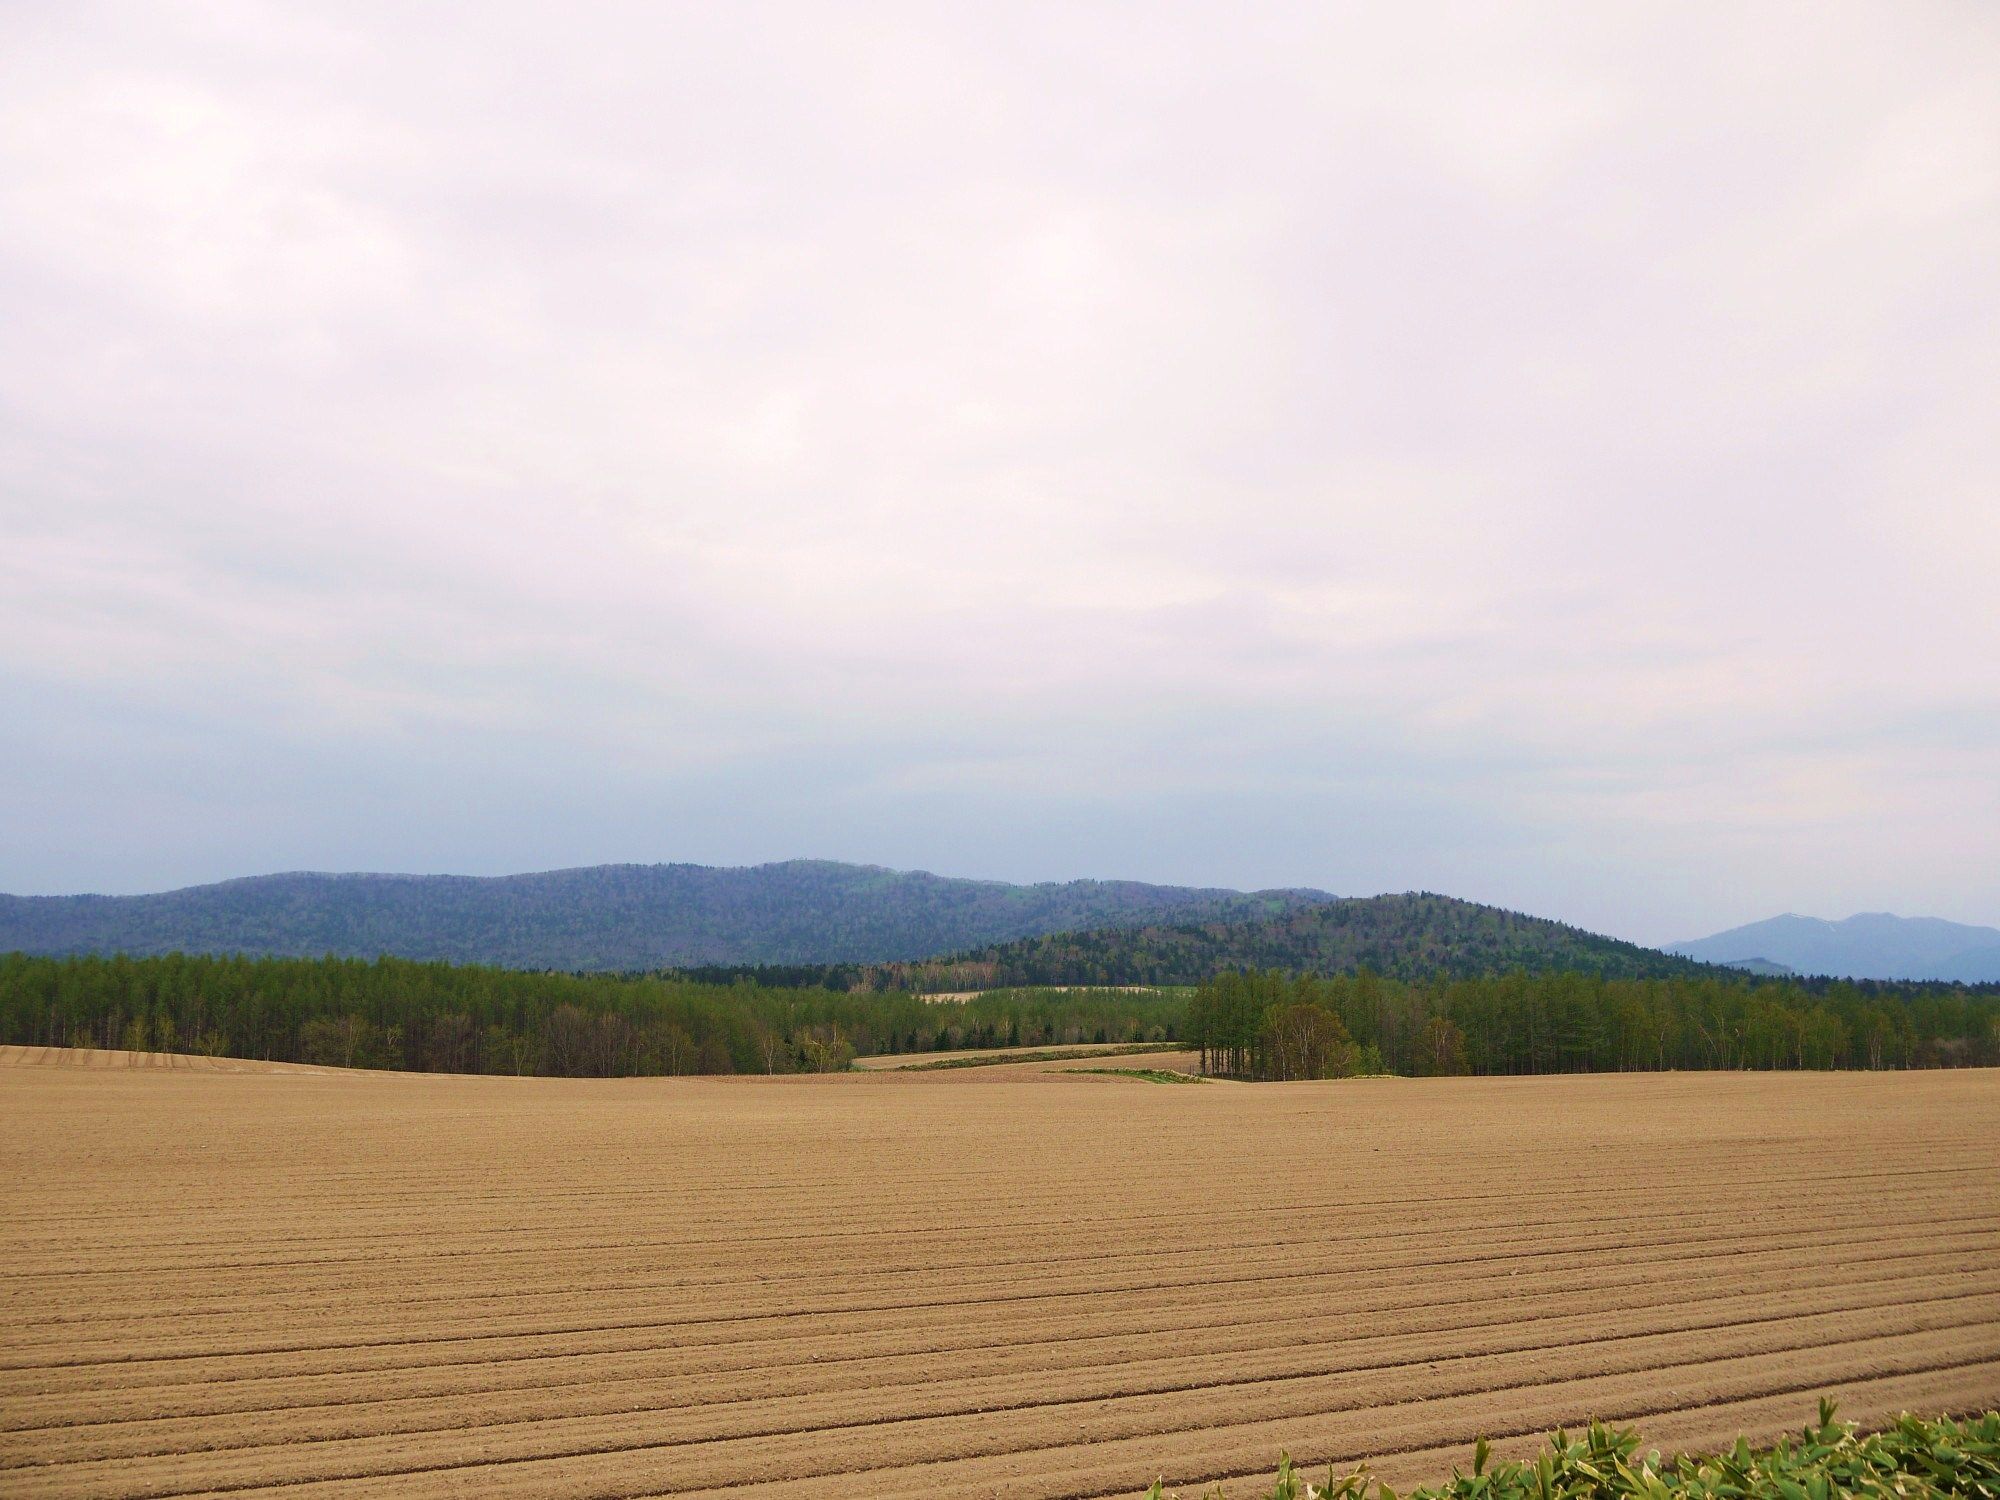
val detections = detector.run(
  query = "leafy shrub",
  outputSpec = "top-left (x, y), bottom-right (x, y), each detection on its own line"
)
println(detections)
top-left (1148, 1404), bottom-right (2000, 1500)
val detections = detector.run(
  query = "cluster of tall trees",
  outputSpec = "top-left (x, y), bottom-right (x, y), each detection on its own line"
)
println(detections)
top-left (0, 954), bottom-right (1181, 1077)
top-left (1188, 971), bottom-right (2000, 1078)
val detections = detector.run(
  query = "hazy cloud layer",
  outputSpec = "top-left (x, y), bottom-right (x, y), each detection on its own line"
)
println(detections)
top-left (4, 2), bottom-right (1996, 943)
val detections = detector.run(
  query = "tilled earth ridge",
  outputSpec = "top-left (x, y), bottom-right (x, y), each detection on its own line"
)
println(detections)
top-left (1, 1050), bottom-right (1995, 1498)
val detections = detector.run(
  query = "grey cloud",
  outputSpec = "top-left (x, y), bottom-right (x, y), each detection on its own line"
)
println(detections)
top-left (2, 1), bottom-right (1996, 942)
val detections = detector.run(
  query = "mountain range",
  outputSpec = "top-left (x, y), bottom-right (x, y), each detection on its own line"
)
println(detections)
top-left (1667, 912), bottom-right (2000, 983)
top-left (8, 862), bottom-right (1990, 987)
top-left (0, 861), bottom-right (1324, 971)
top-left (1, 861), bottom-right (1702, 984)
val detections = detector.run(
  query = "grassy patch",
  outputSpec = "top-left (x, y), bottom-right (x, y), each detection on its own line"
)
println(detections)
top-left (894, 1043), bottom-right (1183, 1071)
top-left (1149, 1404), bottom-right (2000, 1500)
top-left (1068, 1067), bottom-right (1205, 1084)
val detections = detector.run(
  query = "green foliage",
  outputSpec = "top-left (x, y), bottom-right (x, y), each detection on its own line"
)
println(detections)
top-left (0, 953), bottom-right (1186, 1077)
top-left (1148, 1406), bottom-right (2000, 1500)
top-left (1068, 1067), bottom-right (1206, 1083)
top-left (1186, 970), bottom-right (2000, 1078)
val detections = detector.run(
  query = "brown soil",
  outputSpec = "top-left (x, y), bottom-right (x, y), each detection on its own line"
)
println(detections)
top-left (2, 1052), bottom-right (1995, 1497)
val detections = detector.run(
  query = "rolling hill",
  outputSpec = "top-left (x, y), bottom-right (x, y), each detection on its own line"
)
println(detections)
top-left (0, 861), bottom-right (1326, 971)
top-left (1667, 912), bottom-right (2000, 982)
top-left (833, 891), bottom-right (1710, 989)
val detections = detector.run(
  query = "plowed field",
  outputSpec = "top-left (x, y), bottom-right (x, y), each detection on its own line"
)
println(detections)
top-left (3, 1048), bottom-right (1996, 1498)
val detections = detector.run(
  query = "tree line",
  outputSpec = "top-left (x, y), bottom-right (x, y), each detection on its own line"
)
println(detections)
top-left (1188, 970), bottom-right (2000, 1078)
top-left (7, 952), bottom-right (1994, 1079)
top-left (0, 953), bottom-right (1182, 1076)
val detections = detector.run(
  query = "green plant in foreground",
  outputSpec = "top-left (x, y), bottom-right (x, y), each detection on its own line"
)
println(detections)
top-left (1145, 1404), bottom-right (2000, 1500)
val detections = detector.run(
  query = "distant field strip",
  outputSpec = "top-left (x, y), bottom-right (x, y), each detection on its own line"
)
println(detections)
top-left (1, 1054), bottom-right (1996, 1498)
top-left (856, 1042), bottom-right (1190, 1070)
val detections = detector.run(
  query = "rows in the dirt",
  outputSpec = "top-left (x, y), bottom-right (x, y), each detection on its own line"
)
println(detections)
top-left (7, 1177), bottom-right (1984, 1349)
top-left (6, 1070), bottom-right (1996, 1500)
top-left (19, 1136), bottom-right (2000, 1272)
top-left (10, 1201), bottom-right (1995, 1375)
top-left (7, 1193), bottom-right (1994, 1379)
top-left (16, 1145), bottom-right (1894, 1239)
top-left (7, 1148), bottom-right (1985, 1273)
top-left (6, 1246), bottom-right (1989, 1432)
top-left (15, 1232), bottom-right (2000, 1496)
top-left (7, 1269), bottom-right (1996, 1470)
top-left (7, 1192), bottom-right (1992, 1392)
top-left (8, 1149), bottom-right (1877, 1252)
top-left (5, 1147), bottom-right (1981, 1268)
top-left (21, 1159), bottom-right (1908, 1260)
top-left (684, 1359), bottom-right (2000, 1500)
top-left (10, 1219), bottom-right (1982, 1385)
top-left (3, 1072), bottom-right (1968, 1224)
top-left (11, 1327), bottom-right (1998, 1499)
top-left (9, 1233), bottom-right (1989, 1416)
top-left (6, 1082), bottom-right (1981, 1220)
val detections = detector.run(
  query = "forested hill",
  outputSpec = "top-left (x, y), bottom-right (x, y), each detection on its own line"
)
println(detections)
top-left (865, 892), bottom-right (1707, 989)
top-left (0, 861), bottom-right (1326, 970)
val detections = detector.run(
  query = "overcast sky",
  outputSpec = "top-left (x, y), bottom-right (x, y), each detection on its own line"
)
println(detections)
top-left (3, 2), bottom-right (1997, 944)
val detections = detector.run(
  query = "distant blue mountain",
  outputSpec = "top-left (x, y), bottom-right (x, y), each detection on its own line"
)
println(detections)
top-left (1667, 912), bottom-right (2000, 983)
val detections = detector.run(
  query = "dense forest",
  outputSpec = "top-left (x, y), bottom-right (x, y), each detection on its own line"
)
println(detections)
top-left (726, 893), bottom-right (1717, 991)
top-left (0, 953), bottom-right (1181, 1075)
top-left (0, 861), bottom-right (1323, 969)
top-left (1189, 970), bottom-right (2000, 1078)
